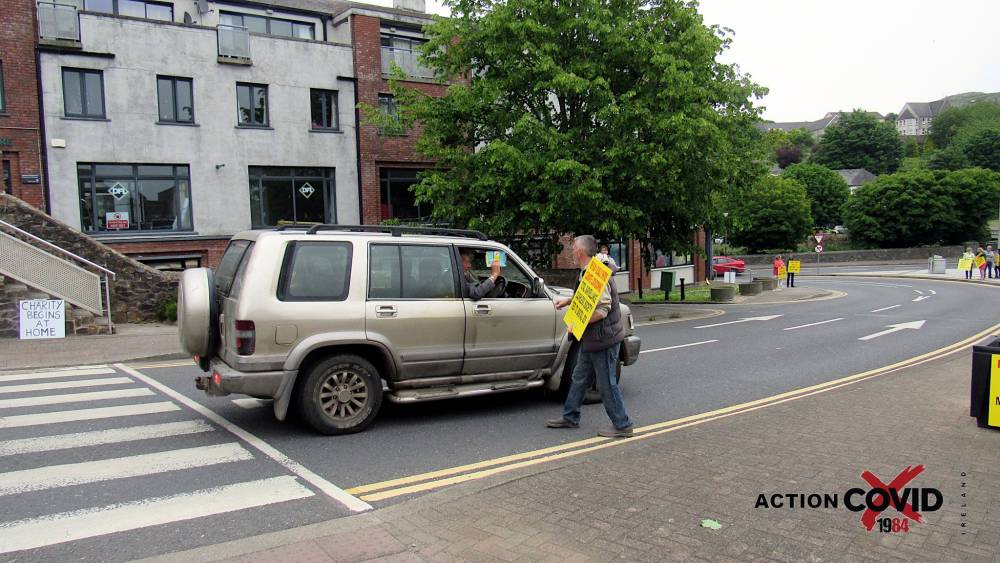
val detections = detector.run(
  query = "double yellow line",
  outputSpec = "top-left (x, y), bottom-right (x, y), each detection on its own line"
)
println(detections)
top-left (347, 321), bottom-right (1000, 502)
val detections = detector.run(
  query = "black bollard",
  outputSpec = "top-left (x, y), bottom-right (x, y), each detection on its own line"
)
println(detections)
top-left (680, 278), bottom-right (686, 301)
top-left (637, 276), bottom-right (643, 300)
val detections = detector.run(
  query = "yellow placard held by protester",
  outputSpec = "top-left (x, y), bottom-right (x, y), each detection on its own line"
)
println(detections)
top-left (563, 257), bottom-right (614, 341)
top-left (976, 255), bottom-right (987, 269)
top-left (788, 260), bottom-right (801, 274)
top-left (958, 257), bottom-right (973, 271)
top-left (990, 355), bottom-right (1000, 427)
top-left (777, 265), bottom-right (787, 278)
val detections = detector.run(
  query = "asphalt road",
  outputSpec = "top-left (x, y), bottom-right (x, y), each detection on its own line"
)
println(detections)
top-left (2, 274), bottom-right (997, 561)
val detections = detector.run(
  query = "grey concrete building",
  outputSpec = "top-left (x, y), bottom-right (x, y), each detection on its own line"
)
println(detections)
top-left (36, 0), bottom-right (360, 267)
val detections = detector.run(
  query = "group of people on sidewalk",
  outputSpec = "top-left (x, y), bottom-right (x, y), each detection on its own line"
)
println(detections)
top-left (771, 254), bottom-right (796, 288)
top-left (962, 245), bottom-right (1000, 280)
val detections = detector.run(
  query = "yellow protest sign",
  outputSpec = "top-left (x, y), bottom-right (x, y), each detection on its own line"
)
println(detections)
top-left (976, 255), bottom-right (986, 269)
top-left (563, 257), bottom-right (613, 341)
top-left (777, 265), bottom-right (786, 277)
top-left (990, 355), bottom-right (1000, 427)
top-left (788, 260), bottom-right (801, 274)
top-left (958, 258), bottom-right (973, 271)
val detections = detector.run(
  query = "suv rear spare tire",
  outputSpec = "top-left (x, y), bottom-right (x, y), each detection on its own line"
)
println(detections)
top-left (177, 267), bottom-right (219, 358)
top-left (298, 354), bottom-right (383, 435)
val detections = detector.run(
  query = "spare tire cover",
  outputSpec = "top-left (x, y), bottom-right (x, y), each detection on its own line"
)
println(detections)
top-left (177, 268), bottom-right (218, 357)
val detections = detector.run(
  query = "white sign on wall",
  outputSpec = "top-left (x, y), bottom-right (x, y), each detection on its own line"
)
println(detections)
top-left (19, 299), bottom-right (66, 340)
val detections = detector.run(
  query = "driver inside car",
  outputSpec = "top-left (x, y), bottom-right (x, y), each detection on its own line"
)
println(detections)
top-left (460, 248), bottom-right (502, 300)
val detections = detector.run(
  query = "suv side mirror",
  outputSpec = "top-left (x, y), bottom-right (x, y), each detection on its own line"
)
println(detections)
top-left (532, 277), bottom-right (545, 297)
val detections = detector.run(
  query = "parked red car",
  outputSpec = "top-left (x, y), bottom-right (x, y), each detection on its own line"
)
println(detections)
top-left (712, 256), bottom-right (745, 276)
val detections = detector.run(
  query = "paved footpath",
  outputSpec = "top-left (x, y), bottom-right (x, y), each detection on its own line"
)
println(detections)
top-left (151, 347), bottom-right (1000, 562)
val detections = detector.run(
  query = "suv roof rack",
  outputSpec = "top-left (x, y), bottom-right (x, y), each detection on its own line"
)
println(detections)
top-left (303, 224), bottom-right (489, 241)
top-left (274, 223), bottom-right (319, 231)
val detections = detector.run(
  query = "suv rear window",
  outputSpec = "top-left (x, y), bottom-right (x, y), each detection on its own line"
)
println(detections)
top-left (278, 242), bottom-right (352, 301)
top-left (216, 240), bottom-right (251, 297)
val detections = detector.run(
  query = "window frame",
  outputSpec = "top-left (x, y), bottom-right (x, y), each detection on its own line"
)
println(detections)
top-left (379, 167), bottom-right (430, 221)
top-left (310, 89), bottom-right (339, 131)
top-left (377, 93), bottom-right (405, 135)
top-left (366, 243), bottom-right (461, 301)
top-left (236, 82), bottom-right (269, 128)
top-left (85, 0), bottom-right (174, 21)
top-left (77, 163), bottom-right (194, 233)
top-left (219, 10), bottom-right (315, 40)
top-left (62, 67), bottom-right (106, 119)
top-left (156, 75), bottom-right (194, 124)
top-left (247, 166), bottom-right (336, 228)
top-left (277, 241), bottom-right (353, 302)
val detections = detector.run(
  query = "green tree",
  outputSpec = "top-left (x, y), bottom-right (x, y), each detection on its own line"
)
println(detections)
top-left (729, 176), bottom-right (813, 253)
top-left (811, 110), bottom-right (903, 174)
top-left (962, 129), bottom-right (1000, 172)
top-left (927, 144), bottom-right (970, 171)
top-left (367, 0), bottom-right (766, 259)
top-left (929, 102), bottom-right (1000, 149)
top-left (842, 169), bottom-right (1000, 247)
top-left (781, 163), bottom-right (850, 227)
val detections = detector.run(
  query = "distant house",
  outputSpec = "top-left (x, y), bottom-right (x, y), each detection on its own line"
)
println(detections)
top-left (760, 111), bottom-right (885, 140)
top-left (835, 169), bottom-right (876, 193)
top-left (895, 91), bottom-right (1000, 137)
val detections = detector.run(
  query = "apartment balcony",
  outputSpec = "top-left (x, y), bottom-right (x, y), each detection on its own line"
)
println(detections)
top-left (380, 47), bottom-right (435, 80)
top-left (37, 1), bottom-right (82, 48)
top-left (217, 24), bottom-right (252, 65)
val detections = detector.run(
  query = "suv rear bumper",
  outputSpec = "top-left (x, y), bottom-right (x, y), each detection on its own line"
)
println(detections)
top-left (197, 358), bottom-right (295, 399)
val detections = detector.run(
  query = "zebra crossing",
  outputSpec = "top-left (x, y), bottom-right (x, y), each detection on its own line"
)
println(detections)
top-left (0, 364), bottom-right (356, 557)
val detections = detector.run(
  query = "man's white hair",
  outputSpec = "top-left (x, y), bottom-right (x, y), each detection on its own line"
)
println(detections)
top-left (574, 235), bottom-right (598, 257)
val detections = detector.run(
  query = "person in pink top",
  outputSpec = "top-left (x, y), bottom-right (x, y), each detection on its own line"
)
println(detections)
top-left (773, 255), bottom-right (785, 287)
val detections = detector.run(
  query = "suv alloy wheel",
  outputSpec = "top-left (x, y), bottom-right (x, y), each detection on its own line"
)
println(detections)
top-left (297, 354), bottom-right (383, 435)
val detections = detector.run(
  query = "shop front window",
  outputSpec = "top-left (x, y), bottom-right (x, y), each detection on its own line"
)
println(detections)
top-left (379, 168), bottom-right (430, 221)
top-left (78, 163), bottom-right (192, 233)
top-left (248, 166), bottom-right (335, 227)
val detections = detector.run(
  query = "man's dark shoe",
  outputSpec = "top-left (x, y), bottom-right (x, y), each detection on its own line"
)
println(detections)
top-left (546, 418), bottom-right (579, 429)
top-left (598, 425), bottom-right (634, 438)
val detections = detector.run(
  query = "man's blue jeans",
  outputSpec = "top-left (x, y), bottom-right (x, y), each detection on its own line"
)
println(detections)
top-left (562, 344), bottom-right (633, 429)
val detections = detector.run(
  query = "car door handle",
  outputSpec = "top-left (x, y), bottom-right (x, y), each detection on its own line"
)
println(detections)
top-left (474, 304), bottom-right (491, 315)
top-left (375, 305), bottom-right (398, 318)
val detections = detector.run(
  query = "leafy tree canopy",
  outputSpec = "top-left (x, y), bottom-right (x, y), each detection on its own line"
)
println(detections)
top-left (781, 163), bottom-right (850, 227)
top-left (962, 129), bottom-right (1000, 172)
top-left (811, 110), bottom-right (903, 174)
top-left (842, 169), bottom-right (1000, 247)
top-left (928, 102), bottom-right (1000, 149)
top-left (729, 175), bottom-right (813, 253)
top-left (369, 0), bottom-right (766, 259)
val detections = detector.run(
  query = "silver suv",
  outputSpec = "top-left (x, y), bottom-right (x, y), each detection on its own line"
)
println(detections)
top-left (178, 225), bottom-right (641, 434)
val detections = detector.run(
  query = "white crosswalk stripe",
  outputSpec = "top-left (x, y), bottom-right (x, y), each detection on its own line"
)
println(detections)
top-left (0, 402), bottom-right (179, 428)
top-left (0, 420), bottom-right (214, 456)
top-left (0, 377), bottom-right (135, 394)
top-left (0, 367), bottom-right (115, 383)
top-left (0, 443), bottom-right (253, 496)
top-left (0, 388), bottom-right (154, 409)
top-left (0, 476), bottom-right (314, 554)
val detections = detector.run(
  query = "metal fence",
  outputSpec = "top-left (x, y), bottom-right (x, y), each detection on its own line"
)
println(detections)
top-left (37, 1), bottom-right (81, 42)
top-left (381, 47), bottom-right (436, 79)
top-left (218, 24), bottom-right (251, 59)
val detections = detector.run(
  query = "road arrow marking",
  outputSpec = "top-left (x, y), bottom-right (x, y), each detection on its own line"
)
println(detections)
top-left (694, 315), bottom-right (782, 329)
top-left (871, 305), bottom-right (902, 313)
top-left (912, 295), bottom-right (931, 302)
top-left (858, 320), bottom-right (926, 341)
top-left (783, 318), bottom-right (844, 331)
top-left (913, 289), bottom-right (924, 295)
top-left (641, 340), bottom-right (718, 354)
top-left (929, 290), bottom-right (937, 295)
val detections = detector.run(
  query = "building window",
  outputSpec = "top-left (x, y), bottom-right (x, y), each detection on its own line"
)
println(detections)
top-left (377, 93), bottom-right (405, 135)
top-left (248, 166), bottom-right (335, 227)
top-left (601, 242), bottom-right (629, 272)
top-left (220, 11), bottom-right (314, 40)
top-left (0, 62), bottom-right (5, 112)
top-left (62, 68), bottom-right (106, 119)
top-left (236, 83), bottom-right (268, 127)
top-left (380, 25), bottom-right (434, 79)
top-left (310, 89), bottom-right (338, 131)
top-left (157, 76), bottom-right (194, 124)
top-left (380, 168), bottom-right (430, 221)
top-left (77, 163), bottom-right (193, 233)
top-left (84, 0), bottom-right (173, 21)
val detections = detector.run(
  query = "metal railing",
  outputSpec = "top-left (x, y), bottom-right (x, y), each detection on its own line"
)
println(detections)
top-left (0, 220), bottom-right (115, 328)
top-left (218, 24), bottom-right (251, 59)
top-left (37, 1), bottom-right (81, 42)
top-left (381, 47), bottom-right (435, 79)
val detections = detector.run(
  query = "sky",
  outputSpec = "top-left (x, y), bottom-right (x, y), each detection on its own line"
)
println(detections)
top-left (364, 0), bottom-right (1000, 122)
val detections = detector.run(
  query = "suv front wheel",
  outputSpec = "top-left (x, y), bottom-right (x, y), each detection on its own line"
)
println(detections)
top-left (298, 355), bottom-right (383, 435)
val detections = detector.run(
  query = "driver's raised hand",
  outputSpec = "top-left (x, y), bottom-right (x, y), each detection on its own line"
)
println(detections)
top-left (489, 258), bottom-right (502, 281)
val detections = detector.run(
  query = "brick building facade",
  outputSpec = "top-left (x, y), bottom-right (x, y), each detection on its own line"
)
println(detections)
top-left (0, 0), bottom-right (46, 210)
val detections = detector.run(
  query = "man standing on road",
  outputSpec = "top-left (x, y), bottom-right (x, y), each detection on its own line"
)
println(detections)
top-left (786, 254), bottom-right (796, 288)
top-left (987, 245), bottom-right (995, 279)
top-left (547, 235), bottom-right (634, 438)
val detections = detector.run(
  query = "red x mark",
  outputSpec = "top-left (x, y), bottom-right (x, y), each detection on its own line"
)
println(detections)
top-left (860, 465), bottom-right (925, 531)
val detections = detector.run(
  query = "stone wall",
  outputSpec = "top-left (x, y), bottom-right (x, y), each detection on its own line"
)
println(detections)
top-left (0, 194), bottom-right (178, 326)
top-left (734, 245), bottom-right (967, 266)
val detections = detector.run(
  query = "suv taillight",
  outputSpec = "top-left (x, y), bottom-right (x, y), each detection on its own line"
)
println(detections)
top-left (234, 320), bottom-right (255, 355)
